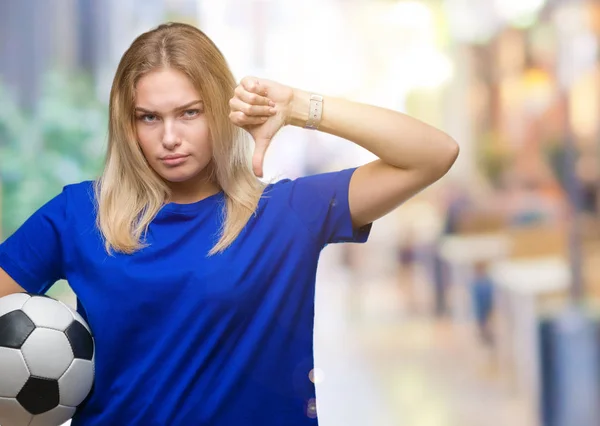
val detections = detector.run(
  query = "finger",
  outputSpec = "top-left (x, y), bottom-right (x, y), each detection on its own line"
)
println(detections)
top-left (241, 77), bottom-right (268, 96)
top-left (235, 85), bottom-right (275, 107)
top-left (252, 139), bottom-right (269, 178)
top-left (229, 111), bottom-right (269, 126)
top-left (229, 97), bottom-right (275, 117)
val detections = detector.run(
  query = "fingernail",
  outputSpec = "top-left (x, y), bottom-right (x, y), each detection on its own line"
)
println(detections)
top-left (269, 101), bottom-right (275, 107)
top-left (269, 108), bottom-right (276, 114)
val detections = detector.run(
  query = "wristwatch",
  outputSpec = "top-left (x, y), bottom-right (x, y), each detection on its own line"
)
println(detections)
top-left (304, 94), bottom-right (323, 129)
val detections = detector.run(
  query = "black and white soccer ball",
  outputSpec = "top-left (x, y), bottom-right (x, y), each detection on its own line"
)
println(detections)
top-left (0, 293), bottom-right (95, 426)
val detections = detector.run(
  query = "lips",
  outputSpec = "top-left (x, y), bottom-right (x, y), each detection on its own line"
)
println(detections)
top-left (161, 154), bottom-right (188, 160)
top-left (160, 154), bottom-right (190, 167)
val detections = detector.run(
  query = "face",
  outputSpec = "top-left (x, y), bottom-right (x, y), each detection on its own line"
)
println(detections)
top-left (134, 68), bottom-right (213, 192)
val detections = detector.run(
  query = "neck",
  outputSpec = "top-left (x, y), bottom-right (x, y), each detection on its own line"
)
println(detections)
top-left (166, 171), bottom-right (221, 205)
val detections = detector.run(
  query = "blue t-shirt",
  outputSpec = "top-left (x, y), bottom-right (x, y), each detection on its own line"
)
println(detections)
top-left (0, 168), bottom-right (371, 426)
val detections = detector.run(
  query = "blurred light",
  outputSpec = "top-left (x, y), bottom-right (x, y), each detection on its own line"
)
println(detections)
top-left (261, 0), bottom-right (368, 97)
top-left (392, 47), bottom-right (454, 90)
top-left (380, 2), bottom-right (454, 90)
top-left (444, 0), bottom-right (502, 44)
top-left (494, 0), bottom-right (547, 28)
top-left (522, 68), bottom-right (554, 116)
top-left (306, 398), bottom-right (318, 419)
top-left (385, 1), bottom-right (434, 31)
top-left (570, 70), bottom-right (600, 140)
top-left (309, 368), bottom-right (325, 384)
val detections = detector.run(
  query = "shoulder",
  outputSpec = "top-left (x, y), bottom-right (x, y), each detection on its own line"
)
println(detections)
top-left (62, 180), bottom-right (95, 195)
top-left (256, 168), bottom-right (358, 221)
top-left (45, 180), bottom-right (96, 219)
top-left (261, 176), bottom-right (293, 198)
top-left (260, 168), bottom-right (358, 204)
top-left (258, 174), bottom-right (314, 209)
top-left (23, 181), bottom-right (96, 219)
top-left (60, 180), bottom-right (96, 203)
top-left (253, 168), bottom-right (368, 246)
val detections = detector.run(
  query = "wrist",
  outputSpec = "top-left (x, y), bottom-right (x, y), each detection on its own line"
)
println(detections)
top-left (288, 89), bottom-right (311, 127)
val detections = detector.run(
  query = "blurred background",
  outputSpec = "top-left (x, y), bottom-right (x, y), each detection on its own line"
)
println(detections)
top-left (2, 0), bottom-right (600, 425)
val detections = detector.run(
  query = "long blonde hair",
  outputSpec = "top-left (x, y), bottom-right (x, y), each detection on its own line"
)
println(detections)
top-left (95, 22), bottom-right (265, 256)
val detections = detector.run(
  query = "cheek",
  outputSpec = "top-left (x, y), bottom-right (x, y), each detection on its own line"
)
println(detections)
top-left (136, 126), bottom-right (157, 156)
top-left (187, 122), bottom-right (212, 153)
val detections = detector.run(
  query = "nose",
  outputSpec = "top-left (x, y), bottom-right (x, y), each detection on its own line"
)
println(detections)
top-left (162, 119), bottom-right (182, 150)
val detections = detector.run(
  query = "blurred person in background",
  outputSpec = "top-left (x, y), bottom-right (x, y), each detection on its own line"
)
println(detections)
top-left (470, 260), bottom-right (495, 345)
top-left (0, 22), bottom-right (458, 425)
top-left (395, 227), bottom-right (420, 314)
top-left (431, 181), bottom-right (471, 318)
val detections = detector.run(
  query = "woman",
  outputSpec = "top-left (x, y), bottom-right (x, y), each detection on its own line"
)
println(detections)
top-left (0, 22), bottom-right (458, 425)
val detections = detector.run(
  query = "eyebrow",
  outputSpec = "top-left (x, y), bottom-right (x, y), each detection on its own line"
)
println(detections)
top-left (134, 100), bottom-right (203, 114)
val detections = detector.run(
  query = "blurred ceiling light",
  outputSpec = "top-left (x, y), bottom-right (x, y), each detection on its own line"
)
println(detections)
top-left (393, 46), bottom-right (454, 90)
top-left (376, 2), bottom-right (453, 90)
top-left (494, 0), bottom-right (547, 28)
top-left (385, 1), bottom-right (434, 32)
top-left (260, 0), bottom-right (368, 97)
top-left (443, 0), bottom-right (502, 44)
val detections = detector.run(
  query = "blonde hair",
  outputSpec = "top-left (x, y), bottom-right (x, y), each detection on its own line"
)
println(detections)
top-left (95, 22), bottom-right (265, 255)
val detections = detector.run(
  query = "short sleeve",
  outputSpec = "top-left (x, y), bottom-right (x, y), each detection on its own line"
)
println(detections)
top-left (287, 167), bottom-right (372, 247)
top-left (0, 189), bottom-right (68, 294)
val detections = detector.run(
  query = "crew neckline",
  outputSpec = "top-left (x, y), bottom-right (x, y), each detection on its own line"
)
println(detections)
top-left (160, 190), bottom-right (225, 214)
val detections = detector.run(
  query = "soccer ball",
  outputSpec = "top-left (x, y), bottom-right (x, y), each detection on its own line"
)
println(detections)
top-left (0, 293), bottom-right (95, 426)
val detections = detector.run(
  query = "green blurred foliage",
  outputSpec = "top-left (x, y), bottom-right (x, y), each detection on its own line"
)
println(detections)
top-left (0, 71), bottom-right (107, 238)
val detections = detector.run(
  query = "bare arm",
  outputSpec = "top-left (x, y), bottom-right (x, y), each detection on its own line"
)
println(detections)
top-left (229, 77), bottom-right (459, 227)
top-left (289, 91), bottom-right (459, 228)
top-left (0, 267), bottom-right (26, 298)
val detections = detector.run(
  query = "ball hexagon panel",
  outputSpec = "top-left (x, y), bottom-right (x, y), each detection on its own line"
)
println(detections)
top-left (21, 328), bottom-right (74, 379)
top-left (21, 296), bottom-right (74, 332)
top-left (0, 310), bottom-right (36, 349)
top-left (70, 309), bottom-right (91, 334)
top-left (0, 396), bottom-right (33, 426)
top-left (0, 293), bottom-right (31, 317)
top-left (17, 377), bottom-right (60, 415)
top-left (65, 320), bottom-right (94, 360)
top-left (59, 358), bottom-right (95, 407)
top-left (28, 404), bottom-right (77, 426)
top-left (0, 347), bottom-right (30, 398)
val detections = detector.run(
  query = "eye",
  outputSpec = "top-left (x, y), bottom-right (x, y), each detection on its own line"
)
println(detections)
top-left (138, 114), bottom-right (158, 123)
top-left (182, 109), bottom-right (200, 118)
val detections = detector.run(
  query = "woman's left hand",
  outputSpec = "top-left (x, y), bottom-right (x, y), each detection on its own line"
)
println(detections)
top-left (229, 76), bottom-right (295, 177)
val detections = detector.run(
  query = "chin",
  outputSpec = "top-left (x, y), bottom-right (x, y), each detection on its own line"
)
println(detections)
top-left (163, 176), bottom-right (192, 184)
top-left (160, 167), bottom-right (206, 184)
top-left (161, 172), bottom-right (196, 184)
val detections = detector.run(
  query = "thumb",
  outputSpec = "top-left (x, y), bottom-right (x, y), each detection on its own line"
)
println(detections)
top-left (252, 138), bottom-right (270, 177)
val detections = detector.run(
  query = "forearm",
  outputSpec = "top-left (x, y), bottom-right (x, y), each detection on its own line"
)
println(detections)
top-left (288, 89), bottom-right (458, 174)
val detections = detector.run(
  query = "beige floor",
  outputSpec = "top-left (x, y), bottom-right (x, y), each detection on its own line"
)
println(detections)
top-left (314, 251), bottom-right (533, 426)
